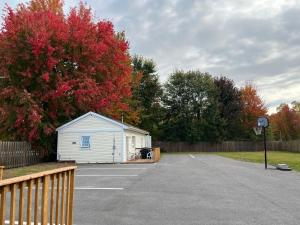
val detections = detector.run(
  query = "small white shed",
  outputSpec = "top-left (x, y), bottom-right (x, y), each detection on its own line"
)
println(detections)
top-left (56, 112), bottom-right (151, 163)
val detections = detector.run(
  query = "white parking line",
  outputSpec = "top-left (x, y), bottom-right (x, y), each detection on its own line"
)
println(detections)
top-left (5, 221), bottom-right (77, 225)
top-left (75, 187), bottom-right (124, 190)
top-left (78, 168), bottom-right (147, 170)
top-left (4, 220), bottom-right (61, 225)
top-left (75, 175), bottom-right (138, 177)
top-left (189, 154), bottom-right (196, 159)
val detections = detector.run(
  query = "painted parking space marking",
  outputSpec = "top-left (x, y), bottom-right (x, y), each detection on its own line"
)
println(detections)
top-left (116, 163), bottom-right (156, 166)
top-left (75, 187), bottom-right (124, 190)
top-left (189, 154), bottom-right (196, 159)
top-left (78, 167), bottom-right (148, 170)
top-left (75, 174), bottom-right (138, 177)
top-left (4, 220), bottom-right (71, 225)
top-left (4, 221), bottom-right (78, 225)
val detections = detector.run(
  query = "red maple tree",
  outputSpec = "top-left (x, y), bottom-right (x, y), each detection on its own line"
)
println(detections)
top-left (0, 1), bottom-right (133, 150)
top-left (240, 83), bottom-right (267, 130)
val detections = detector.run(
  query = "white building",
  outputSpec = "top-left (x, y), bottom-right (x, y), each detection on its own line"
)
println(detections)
top-left (56, 112), bottom-right (151, 163)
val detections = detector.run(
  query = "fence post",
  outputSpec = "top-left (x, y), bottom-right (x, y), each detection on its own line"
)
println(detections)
top-left (0, 166), bottom-right (4, 180)
top-left (42, 175), bottom-right (50, 225)
top-left (68, 169), bottom-right (75, 225)
top-left (153, 147), bottom-right (160, 162)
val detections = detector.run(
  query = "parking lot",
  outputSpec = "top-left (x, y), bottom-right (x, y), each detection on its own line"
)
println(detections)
top-left (74, 154), bottom-right (300, 225)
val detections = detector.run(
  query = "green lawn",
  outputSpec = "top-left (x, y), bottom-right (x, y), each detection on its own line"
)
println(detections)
top-left (3, 162), bottom-right (75, 179)
top-left (214, 151), bottom-right (300, 171)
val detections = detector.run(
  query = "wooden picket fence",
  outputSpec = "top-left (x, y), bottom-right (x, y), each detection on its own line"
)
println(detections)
top-left (0, 166), bottom-right (77, 225)
top-left (0, 142), bottom-right (40, 169)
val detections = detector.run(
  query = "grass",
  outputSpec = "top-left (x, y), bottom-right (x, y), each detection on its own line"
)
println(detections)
top-left (162, 151), bottom-right (300, 171)
top-left (3, 162), bottom-right (75, 179)
top-left (214, 151), bottom-right (300, 172)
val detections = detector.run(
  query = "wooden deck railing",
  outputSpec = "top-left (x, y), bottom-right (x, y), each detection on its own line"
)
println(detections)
top-left (0, 167), bottom-right (4, 181)
top-left (0, 166), bottom-right (77, 225)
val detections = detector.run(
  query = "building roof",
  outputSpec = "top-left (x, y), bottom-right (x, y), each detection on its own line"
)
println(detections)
top-left (56, 112), bottom-right (149, 135)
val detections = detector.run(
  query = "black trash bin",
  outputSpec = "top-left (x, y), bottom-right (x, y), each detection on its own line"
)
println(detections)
top-left (140, 148), bottom-right (151, 159)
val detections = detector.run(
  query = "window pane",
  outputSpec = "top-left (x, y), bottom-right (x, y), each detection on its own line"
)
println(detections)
top-left (81, 136), bottom-right (90, 148)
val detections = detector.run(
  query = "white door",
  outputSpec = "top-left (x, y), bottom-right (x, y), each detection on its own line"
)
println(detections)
top-left (126, 136), bottom-right (131, 160)
top-left (92, 132), bottom-right (122, 163)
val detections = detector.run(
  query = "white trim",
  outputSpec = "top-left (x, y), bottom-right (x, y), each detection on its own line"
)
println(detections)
top-left (56, 111), bottom-right (149, 135)
top-left (121, 129), bottom-right (125, 162)
top-left (56, 112), bottom-right (128, 132)
top-left (125, 127), bottom-right (149, 135)
top-left (80, 135), bottom-right (91, 149)
top-left (59, 128), bottom-right (122, 134)
top-left (56, 131), bottom-right (60, 161)
top-left (89, 112), bottom-right (127, 129)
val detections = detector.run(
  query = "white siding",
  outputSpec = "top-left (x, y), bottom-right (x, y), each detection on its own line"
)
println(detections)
top-left (61, 114), bottom-right (120, 132)
top-left (146, 135), bottom-right (152, 148)
top-left (57, 112), bottom-right (150, 163)
top-left (58, 131), bottom-right (123, 163)
top-left (125, 130), bottom-right (148, 161)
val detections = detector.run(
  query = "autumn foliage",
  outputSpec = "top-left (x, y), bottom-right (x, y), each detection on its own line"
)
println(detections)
top-left (240, 83), bottom-right (267, 130)
top-left (0, 1), bottom-right (132, 148)
top-left (27, 0), bottom-right (63, 14)
top-left (270, 104), bottom-right (300, 140)
top-left (1, 0), bottom-right (299, 149)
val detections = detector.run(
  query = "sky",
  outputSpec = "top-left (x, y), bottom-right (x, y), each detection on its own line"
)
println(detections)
top-left (1, 0), bottom-right (300, 114)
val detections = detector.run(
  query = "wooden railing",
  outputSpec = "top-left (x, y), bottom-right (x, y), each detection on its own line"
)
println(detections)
top-left (0, 166), bottom-right (77, 225)
top-left (0, 167), bottom-right (3, 181)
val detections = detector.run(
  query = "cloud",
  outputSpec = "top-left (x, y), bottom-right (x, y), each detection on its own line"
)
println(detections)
top-left (90, 0), bottom-right (300, 114)
top-left (1, 0), bottom-right (300, 114)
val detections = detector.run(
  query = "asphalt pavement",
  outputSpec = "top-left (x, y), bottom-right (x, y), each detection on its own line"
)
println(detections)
top-left (74, 154), bottom-right (300, 225)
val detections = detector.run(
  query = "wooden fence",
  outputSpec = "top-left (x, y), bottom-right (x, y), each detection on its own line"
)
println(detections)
top-left (0, 142), bottom-right (40, 169)
top-left (0, 166), bottom-right (77, 225)
top-left (154, 140), bottom-right (300, 153)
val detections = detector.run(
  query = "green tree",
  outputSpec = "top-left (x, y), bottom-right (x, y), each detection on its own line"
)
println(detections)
top-left (214, 76), bottom-right (243, 140)
top-left (162, 70), bottom-right (222, 143)
top-left (131, 56), bottom-right (163, 139)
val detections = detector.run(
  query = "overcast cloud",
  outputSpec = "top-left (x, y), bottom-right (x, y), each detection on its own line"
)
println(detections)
top-left (1, 0), bottom-right (300, 113)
